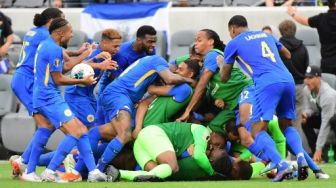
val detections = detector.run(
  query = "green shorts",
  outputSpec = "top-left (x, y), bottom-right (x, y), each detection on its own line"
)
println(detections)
top-left (134, 126), bottom-right (175, 169)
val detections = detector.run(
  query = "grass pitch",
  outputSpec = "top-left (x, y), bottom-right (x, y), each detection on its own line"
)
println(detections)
top-left (0, 162), bottom-right (335, 188)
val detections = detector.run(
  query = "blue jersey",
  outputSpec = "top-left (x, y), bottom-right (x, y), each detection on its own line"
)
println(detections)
top-left (224, 31), bottom-right (293, 88)
top-left (203, 50), bottom-right (222, 74)
top-left (33, 37), bottom-right (64, 108)
top-left (102, 55), bottom-right (168, 104)
top-left (64, 46), bottom-right (103, 101)
top-left (16, 26), bottom-right (49, 77)
top-left (98, 40), bottom-right (155, 93)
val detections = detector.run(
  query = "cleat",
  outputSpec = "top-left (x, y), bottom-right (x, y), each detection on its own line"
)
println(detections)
top-left (61, 172), bottom-right (82, 182)
top-left (20, 172), bottom-right (42, 182)
top-left (314, 170), bottom-right (330, 179)
top-left (63, 154), bottom-right (76, 173)
top-left (134, 175), bottom-right (164, 182)
top-left (106, 165), bottom-right (120, 182)
top-left (87, 169), bottom-right (107, 182)
top-left (9, 155), bottom-right (26, 178)
top-left (41, 169), bottom-right (67, 183)
top-left (272, 162), bottom-right (293, 182)
top-left (297, 156), bottom-right (309, 181)
top-left (260, 162), bottom-right (277, 175)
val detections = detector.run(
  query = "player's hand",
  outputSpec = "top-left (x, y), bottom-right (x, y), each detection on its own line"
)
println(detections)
top-left (187, 144), bottom-right (195, 156)
top-left (176, 111), bottom-right (190, 122)
top-left (77, 42), bottom-right (90, 54)
top-left (287, 5), bottom-right (297, 17)
top-left (214, 99), bottom-right (225, 109)
top-left (132, 128), bottom-right (141, 140)
top-left (99, 59), bottom-right (118, 71)
top-left (82, 44), bottom-right (93, 58)
top-left (216, 55), bottom-right (224, 69)
top-left (313, 150), bottom-right (322, 163)
top-left (96, 51), bottom-right (111, 60)
top-left (0, 46), bottom-right (9, 57)
top-left (81, 74), bottom-right (97, 86)
top-left (301, 113), bottom-right (308, 124)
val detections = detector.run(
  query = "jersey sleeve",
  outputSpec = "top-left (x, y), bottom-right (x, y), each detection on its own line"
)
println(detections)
top-left (224, 40), bottom-right (237, 64)
top-left (271, 35), bottom-right (283, 51)
top-left (191, 124), bottom-right (215, 175)
top-left (167, 83), bottom-right (192, 103)
top-left (152, 56), bottom-right (169, 73)
top-left (203, 51), bottom-right (219, 73)
top-left (308, 14), bottom-right (321, 28)
top-left (49, 47), bottom-right (63, 73)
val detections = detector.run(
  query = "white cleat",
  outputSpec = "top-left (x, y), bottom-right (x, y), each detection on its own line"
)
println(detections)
top-left (41, 169), bottom-right (67, 183)
top-left (20, 172), bottom-right (42, 182)
top-left (9, 155), bottom-right (26, 178)
top-left (87, 169), bottom-right (107, 182)
top-left (63, 154), bottom-right (76, 173)
top-left (314, 170), bottom-right (330, 179)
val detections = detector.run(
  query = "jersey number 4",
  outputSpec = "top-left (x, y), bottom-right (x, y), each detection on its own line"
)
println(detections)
top-left (261, 41), bottom-right (275, 63)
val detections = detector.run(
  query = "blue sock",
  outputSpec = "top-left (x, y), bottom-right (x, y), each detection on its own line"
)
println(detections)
top-left (38, 151), bottom-right (55, 166)
top-left (26, 128), bottom-right (52, 173)
top-left (21, 136), bottom-right (34, 164)
top-left (96, 142), bottom-right (108, 158)
top-left (284, 126), bottom-right (304, 155)
top-left (249, 131), bottom-right (282, 165)
top-left (74, 157), bottom-right (86, 173)
top-left (48, 135), bottom-right (78, 171)
top-left (88, 127), bottom-right (102, 155)
top-left (97, 137), bottom-right (123, 172)
top-left (304, 150), bottom-right (319, 171)
top-left (134, 164), bottom-right (141, 171)
top-left (77, 134), bottom-right (96, 172)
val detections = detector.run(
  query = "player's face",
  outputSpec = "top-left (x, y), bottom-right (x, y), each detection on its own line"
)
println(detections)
top-left (60, 24), bottom-right (73, 49)
top-left (103, 38), bottom-right (122, 56)
top-left (207, 133), bottom-right (225, 156)
top-left (141, 34), bottom-right (157, 54)
top-left (195, 31), bottom-right (212, 56)
top-left (175, 62), bottom-right (193, 78)
top-left (304, 76), bottom-right (320, 91)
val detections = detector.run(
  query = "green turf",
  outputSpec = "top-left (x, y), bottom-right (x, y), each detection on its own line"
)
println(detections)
top-left (0, 162), bottom-right (335, 188)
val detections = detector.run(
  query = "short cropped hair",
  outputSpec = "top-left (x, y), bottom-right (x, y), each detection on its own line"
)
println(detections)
top-left (279, 20), bottom-right (296, 38)
top-left (228, 15), bottom-right (248, 28)
top-left (136, 25), bottom-right (156, 38)
top-left (101, 29), bottom-right (122, 41)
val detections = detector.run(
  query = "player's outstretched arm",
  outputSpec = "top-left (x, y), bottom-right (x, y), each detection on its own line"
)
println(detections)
top-left (216, 55), bottom-right (233, 83)
top-left (158, 69), bottom-right (195, 85)
top-left (133, 95), bottom-right (156, 139)
top-left (62, 44), bottom-right (93, 73)
top-left (176, 70), bottom-right (213, 122)
top-left (51, 72), bottom-right (97, 86)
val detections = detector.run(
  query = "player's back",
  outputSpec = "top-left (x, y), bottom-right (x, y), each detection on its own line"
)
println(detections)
top-left (103, 55), bottom-right (168, 103)
top-left (16, 26), bottom-right (49, 75)
top-left (226, 31), bottom-right (293, 87)
top-left (33, 37), bottom-right (63, 108)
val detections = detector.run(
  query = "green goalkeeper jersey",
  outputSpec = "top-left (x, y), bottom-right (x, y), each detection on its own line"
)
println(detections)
top-left (156, 122), bottom-right (214, 175)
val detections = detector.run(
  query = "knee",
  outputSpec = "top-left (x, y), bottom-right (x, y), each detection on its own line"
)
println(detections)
top-left (169, 163), bottom-right (179, 174)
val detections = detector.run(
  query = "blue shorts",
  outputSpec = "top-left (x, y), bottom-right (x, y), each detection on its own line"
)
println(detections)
top-left (35, 101), bottom-right (74, 129)
top-left (100, 91), bottom-right (135, 127)
top-left (11, 72), bottom-right (36, 116)
top-left (66, 99), bottom-right (97, 128)
top-left (95, 100), bottom-right (105, 126)
top-left (238, 85), bottom-right (255, 105)
top-left (251, 82), bottom-right (296, 123)
top-left (236, 85), bottom-right (254, 126)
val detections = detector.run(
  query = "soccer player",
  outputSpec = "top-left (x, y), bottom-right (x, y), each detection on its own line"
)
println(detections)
top-left (217, 15), bottom-right (309, 182)
top-left (95, 25), bottom-right (157, 126)
top-left (64, 29), bottom-right (121, 129)
top-left (9, 8), bottom-right (65, 181)
top-left (105, 122), bottom-right (231, 182)
top-left (89, 55), bottom-right (195, 173)
top-left (33, 18), bottom-right (105, 182)
top-left (177, 29), bottom-right (225, 122)
top-left (134, 58), bottom-right (201, 134)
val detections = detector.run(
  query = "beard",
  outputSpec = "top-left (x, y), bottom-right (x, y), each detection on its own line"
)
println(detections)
top-left (61, 43), bottom-right (68, 49)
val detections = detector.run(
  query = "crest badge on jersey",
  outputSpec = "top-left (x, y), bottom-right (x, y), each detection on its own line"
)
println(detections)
top-left (54, 59), bottom-right (61, 67)
top-left (87, 114), bottom-right (95, 122)
top-left (64, 109), bottom-right (72, 117)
